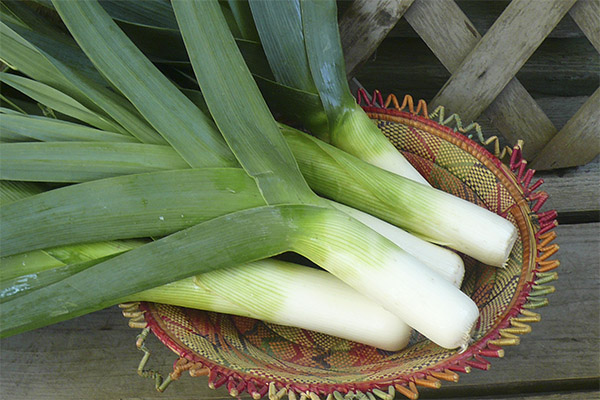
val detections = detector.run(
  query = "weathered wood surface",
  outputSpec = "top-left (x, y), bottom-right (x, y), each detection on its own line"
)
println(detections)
top-left (531, 88), bottom-right (600, 170)
top-left (569, 0), bottom-right (600, 54)
top-left (2, 3), bottom-right (598, 399)
top-left (352, 0), bottom-right (600, 164)
top-left (355, 36), bottom-right (598, 101)
top-left (428, 0), bottom-right (576, 116)
top-left (427, 0), bottom-right (575, 156)
top-left (353, 29), bottom-right (598, 160)
top-left (389, 0), bottom-right (589, 40)
top-left (1, 205), bottom-right (598, 399)
top-left (537, 157), bottom-right (600, 219)
top-left (437, 393), bottom-right (600, 400)
top-left (339, 0), bottom-right (414, 78)
top-left (432, 0), bottom-right (575, 119)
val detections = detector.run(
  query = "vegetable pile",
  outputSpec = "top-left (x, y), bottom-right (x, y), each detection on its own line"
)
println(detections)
top-left (0, 0), bottom-right (517, 352)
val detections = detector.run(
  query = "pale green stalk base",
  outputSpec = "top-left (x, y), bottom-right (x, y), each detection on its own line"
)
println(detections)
top-left (329, 200), bottom-right (465, 287)
top-left (131, 277), bottom-right (251, 318)
top-left (331, 106), bottom-right (431, 186)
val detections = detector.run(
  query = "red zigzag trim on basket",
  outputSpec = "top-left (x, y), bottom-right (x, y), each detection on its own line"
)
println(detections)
top-left (357, 88), bottom-right (430, 118)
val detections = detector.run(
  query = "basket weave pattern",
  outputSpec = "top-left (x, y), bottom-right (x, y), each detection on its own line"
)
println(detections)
top-left (122, 93), bottom-right (559, 399)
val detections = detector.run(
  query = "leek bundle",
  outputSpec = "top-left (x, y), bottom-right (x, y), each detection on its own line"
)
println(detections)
top-left (0, 0), bottom-right (519, 351)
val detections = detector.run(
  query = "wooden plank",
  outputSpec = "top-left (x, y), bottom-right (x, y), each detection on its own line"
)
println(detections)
top-left (403, 0), bottom-right (558, 161)
top-left (432, 390), bottom-right (600, 400)
top-left (569, 0), bottom-right (600, 54)
top-left (339, 0), bottom-right (414, 79)
top-left (481, 83), bottom-right (557, 159)
top-left (431, 0), bottom-right (576, 121)
top-left (390, 0), bottom-right (587, 40)
top-left (403, 0), bottom-right (481, 71)
top-left (354, 36), bottom-right (598, 101)
top-left (1, 222), bottom-right (597, 399)
top-left (537, 157), bottom-right (599, 216)
top-left (531, 88), bottom-right (600, 170)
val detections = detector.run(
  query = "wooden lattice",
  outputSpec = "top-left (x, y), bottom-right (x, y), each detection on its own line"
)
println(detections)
top-left (341, 0), bottom-right (600, 170)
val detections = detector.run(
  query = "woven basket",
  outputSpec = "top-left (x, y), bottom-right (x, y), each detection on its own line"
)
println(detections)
top-left (121, 93), bottom-right (559, 400)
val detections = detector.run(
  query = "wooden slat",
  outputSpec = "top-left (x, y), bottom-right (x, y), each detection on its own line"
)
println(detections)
top-left (531, 88), bottom-right (600, 170)
top-left (537, 158), bottom-right (599, 215)
top-left (1, 222), bottom-right (597, 399)
top-left (430, 0), bottom-right (576, 121)
top-left (569, 0), bottom-right (600, 53)
top-left (432, 391), bottom-right (600, 400)
top-left (403, 0), bottom-right (479, 71)
top-left (403, 0), bottom-right (558, 160)
top-left (339, 0), bottom-right (414, 78)
top-left (390, 0), bottom-right (589, 40)
top-left (354, 36), bottom-right (597, 101)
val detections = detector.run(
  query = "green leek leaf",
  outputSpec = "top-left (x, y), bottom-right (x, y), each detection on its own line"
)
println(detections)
top-left (52, 0), bottom-right (236, 168)
top-left (0, 168), bottom-right (264, 257)
top-left (0, 113), bottom-right (136, 143)
top-left (0, 20), bottom-right (165, 144)
top-left (249, 0), bottom-right (315, 92)
top-left (0, 142), bottom-right (189, 182)
top-left (0, 204), bottom-right (300, 337)
top-left (0, 72), bottom-right (124, 133)
top-left (227, 0), bottom-right (260, 41)
top-left (98, 0), bottom-right (178, 30)
top-left (300, 0), bottom-right (356, 126)
top-left (173, 0), bottom-right (316, 205)
top-left (0, 180), bottom-right (46, 205)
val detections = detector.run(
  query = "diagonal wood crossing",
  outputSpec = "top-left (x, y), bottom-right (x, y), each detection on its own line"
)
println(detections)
top-left (341, 0), bottom-right (600, 170)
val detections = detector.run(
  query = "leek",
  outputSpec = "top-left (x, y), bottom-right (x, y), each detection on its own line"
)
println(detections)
top-left (134, 259), bottom-right (412, 351)
top-left (2, 249), bottom-right (411, 350)
top-left (1, 202), bottom-right (475, 349)
top-left (329, 201), bottom-right (465, 287)
top-left (0, 19), bottom-right (166, 144)
top-left (0, 112), bottom-right (138, 143)
top-left (0, 131), bottom-right (517, 268)
top-left (283, 126), bottom-right (518, 268)
top-left (248, 0), bottom-right (430, 185)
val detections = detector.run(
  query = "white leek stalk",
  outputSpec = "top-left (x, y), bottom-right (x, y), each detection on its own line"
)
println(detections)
top-left (329, 200), bottom-right (465, 287)
top-left (132, 259), bottom-right (412, 351)
top-left (291, 206), bottom-right (479, 349)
